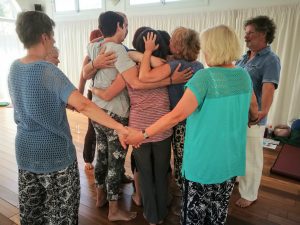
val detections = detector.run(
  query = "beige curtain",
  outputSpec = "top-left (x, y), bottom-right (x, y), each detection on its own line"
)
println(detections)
top-left (2, 3), bottom-right (298, 126)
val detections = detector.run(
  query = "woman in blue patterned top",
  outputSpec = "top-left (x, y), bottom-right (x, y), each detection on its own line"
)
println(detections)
top-left (8, 11), bottom-right (128, 225)
top-left (126, 25), bottom-right (258, 225)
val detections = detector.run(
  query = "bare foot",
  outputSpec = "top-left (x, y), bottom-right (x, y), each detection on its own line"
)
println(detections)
top-left (96, 187), bottom-right (107, 208)
top-left (85, 163), bottom-right (94, 170)
top-left (132, 193), bottom-right (142, 206)
top-left (108, 209), bottom-right (137, 221)
top-left (235, 198), bottom-right (256, 208)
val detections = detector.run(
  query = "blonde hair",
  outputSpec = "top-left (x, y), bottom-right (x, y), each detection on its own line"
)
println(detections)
top-left (171, 27), bottom-right (200, 61)
top-left (200, 25), bottom-right (241, 66)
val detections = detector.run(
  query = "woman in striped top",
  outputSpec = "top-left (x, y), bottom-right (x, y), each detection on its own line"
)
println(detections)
top-left (138, 27), bottom-right (203, 200)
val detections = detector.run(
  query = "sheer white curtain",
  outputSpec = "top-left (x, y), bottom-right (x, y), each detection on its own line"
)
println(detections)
top-left (54, 3), bottom-right (300, 126)
top-left (126, 10), bottom-right (238, 64)
top-left (0, 19), bottom-right (24, 101)
top-left (54, 19), bottom-right (98, 87)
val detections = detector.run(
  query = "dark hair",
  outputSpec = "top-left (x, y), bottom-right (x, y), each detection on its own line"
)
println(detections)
top-left (244, 15), bottom-right (276, 44)
top-left (132, 26), bottom-right (151, 49)
top-left (16, 11), bottom-right (55, 48)
top-left (135, 28), bottom-right (169, 60)
top-left (98, 11), bottom-right (124, 37)
top-left (157, 30), bottom-right (171, 55)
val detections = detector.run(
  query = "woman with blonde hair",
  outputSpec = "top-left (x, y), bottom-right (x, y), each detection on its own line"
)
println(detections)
top-left (126, 25), bottom-right (258, 225)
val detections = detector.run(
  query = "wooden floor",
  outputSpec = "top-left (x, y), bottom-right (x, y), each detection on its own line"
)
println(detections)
top-left (1, 107), bottom-right (300, 225)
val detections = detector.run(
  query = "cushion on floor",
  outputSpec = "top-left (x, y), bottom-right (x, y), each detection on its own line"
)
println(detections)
top-left (271, 144), bottom-right (300, 181)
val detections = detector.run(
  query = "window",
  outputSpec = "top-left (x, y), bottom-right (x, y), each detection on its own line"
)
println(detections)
top-left (0, 0), bottom-right (23, 101)
top-left (130, 0), bottom-right (179, 5)
top-left (126, 0), bottom-right (208, 12)
top-left (54, 0), bottom-right (102, 13)
top-left (55, 0), bottom-right (76, 12)
top-left (79, 0), bottom-right (102, 10)
top-left (0, 0), bottom-right (21, 19)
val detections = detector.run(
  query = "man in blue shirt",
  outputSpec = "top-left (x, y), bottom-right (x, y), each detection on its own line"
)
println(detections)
top-left (236, 15), bottom-right (281, 208)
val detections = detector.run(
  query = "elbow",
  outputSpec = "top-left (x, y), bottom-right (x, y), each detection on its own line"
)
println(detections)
top-left (129, 80), bottom-right (142, 90)
top-left (75, 99), bottom-right (90, 114)
top-left (138, 75), bottom-right (146, 82)
top-left (82, 70), bottom-right (89, 80)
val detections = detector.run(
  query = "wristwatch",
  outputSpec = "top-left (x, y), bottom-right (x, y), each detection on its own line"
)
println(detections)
top-left (142, 129), bottom-right (149, 139)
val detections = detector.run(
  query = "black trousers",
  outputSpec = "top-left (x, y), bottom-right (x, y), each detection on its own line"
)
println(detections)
top-left (83, 90), bottom-right (96, 163)
top-left (133, 137), bottom-right (171, 224)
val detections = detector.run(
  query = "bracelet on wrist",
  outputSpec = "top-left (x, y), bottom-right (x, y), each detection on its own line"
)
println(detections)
top-left (142, 129), bottom-right (149, 139)
top-left (249, 117), bottom-right (259, 122)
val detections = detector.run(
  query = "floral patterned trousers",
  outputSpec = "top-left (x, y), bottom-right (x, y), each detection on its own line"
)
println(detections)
top-left (92, 111), bottom-right (128, 201)
top-left (172, 124), bottom-right (185, 189)
top-left (181, 177), bottom-right (236, 225)
top-left (19, 160), bottom-right (80, 225)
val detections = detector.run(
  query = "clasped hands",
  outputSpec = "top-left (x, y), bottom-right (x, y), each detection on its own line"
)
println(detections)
top-left (248, 111), bottom-right (266, 127)
top-left (117, 126), bottom-right (146, 149)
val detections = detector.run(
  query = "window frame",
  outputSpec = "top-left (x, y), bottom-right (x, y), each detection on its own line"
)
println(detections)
top-left (0, 0), bottom-right (21, 20)
top-left (129, 0), bottom-right (179, 6)
top-left (125, 0), bottom-right (208, 13)
top-left (52, 0), bottom-right (105, 16)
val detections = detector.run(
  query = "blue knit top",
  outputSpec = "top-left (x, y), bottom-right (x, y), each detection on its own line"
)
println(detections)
top-left (8, 60), bottom-right (77, 173)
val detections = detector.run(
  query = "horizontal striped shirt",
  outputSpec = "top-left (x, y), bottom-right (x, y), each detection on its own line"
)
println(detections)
top-left (126, 84), bottom-right (172, 143)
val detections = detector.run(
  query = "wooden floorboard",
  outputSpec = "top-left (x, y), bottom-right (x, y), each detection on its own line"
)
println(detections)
top-left (0, 107), bottom-right (300, 225)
